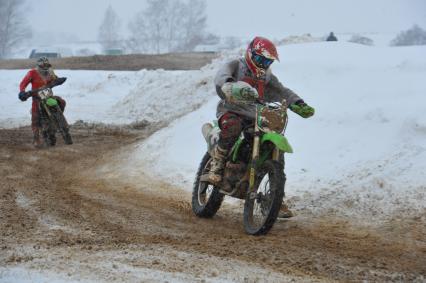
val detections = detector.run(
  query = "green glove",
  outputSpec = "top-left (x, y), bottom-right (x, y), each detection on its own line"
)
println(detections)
top-left (290, 101), bottom-right (315, 118)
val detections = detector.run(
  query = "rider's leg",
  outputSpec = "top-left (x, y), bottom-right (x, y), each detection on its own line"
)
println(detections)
top-left (208, 112), bottom-right (242, 184)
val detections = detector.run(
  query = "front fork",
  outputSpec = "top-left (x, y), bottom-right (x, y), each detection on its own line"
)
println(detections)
top-left (41, 102), bottom-right (52, 119)
top-left (248, 109), bottom-right (281, 199)
top-left (249, 111), bottom-right (261, 197)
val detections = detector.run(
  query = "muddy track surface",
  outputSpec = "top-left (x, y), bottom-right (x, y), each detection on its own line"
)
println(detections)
top-left (0, 52), bottom-right (218, 71)
top-left (0, 126), bottom-right (425, 282)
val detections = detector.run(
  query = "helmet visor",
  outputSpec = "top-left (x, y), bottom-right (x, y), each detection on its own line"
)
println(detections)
top-left (251, 52), bottom-right (274, 69)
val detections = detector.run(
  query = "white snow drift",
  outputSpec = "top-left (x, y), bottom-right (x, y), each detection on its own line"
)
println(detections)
top-left (0, 54), bottom-right (231, 128)
top-left (122, 42), bottom-right (426, 223)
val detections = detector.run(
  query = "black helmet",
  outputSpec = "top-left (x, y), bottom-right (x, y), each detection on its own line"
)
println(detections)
top-left (36, 57), bottom-right (51, 70)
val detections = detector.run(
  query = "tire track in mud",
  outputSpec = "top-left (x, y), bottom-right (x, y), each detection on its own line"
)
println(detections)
top-left (0, 126), bottom-right (425, 282)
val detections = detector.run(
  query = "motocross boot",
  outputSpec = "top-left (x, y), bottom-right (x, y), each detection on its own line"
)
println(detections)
top-left (278, 202), bottom-right (294, 218)
top-left (32, 130), bottom-right (43, 148)
top-left (207, 145), bottom-right (228, 185)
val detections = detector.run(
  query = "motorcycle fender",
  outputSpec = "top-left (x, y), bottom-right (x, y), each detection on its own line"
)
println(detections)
top-left (261, 133), bottom-right (293, 153)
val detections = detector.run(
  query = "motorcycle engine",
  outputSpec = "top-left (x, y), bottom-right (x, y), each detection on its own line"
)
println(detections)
top-left (222, 161), bottom-right (248, 197)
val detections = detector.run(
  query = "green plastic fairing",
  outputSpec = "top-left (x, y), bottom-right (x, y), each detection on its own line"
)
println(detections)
top-left (46, 98), bottom-right (58, 107)
top-left (231, 136), bottom-right (244, 162)
top-left (261, 132), bottom-right (293, 153)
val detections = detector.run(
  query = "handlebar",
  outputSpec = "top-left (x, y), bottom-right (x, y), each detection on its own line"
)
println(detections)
top-left (254, 99), bottom-right (287, 110)
top-left (26, 77), bottom-right (67, 95)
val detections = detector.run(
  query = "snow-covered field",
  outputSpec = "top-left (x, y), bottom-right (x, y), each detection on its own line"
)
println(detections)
top-left (1, 41), bottom-right (425, 283)
top-left (0, 55), bottom-right (227, 128)
top-left (120, 42), bottom-right (426, 224)
top-left (1, 42), bottom-right (425, 225)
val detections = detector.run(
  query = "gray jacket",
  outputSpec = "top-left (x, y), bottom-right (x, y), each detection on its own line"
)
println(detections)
top-left (214, 58), bottom-right (302, 119)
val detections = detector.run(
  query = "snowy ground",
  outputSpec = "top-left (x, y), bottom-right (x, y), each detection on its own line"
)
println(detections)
top-left (1, 41), bottom-right (425, 282)
top-left (119, 42), bottom-right (426, 224)
top-left (1, 42), bottom-right (425, 224)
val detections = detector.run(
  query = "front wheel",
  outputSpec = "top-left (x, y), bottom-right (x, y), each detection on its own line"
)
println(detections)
top-left (192, 152), bottom-right (224, 218)
top-left (42, 128), bottom-right (56, 146)
top-left (243, 160), bottom-right (285, 235)
top-left (53, 108), bottom-right (73, 145)
top-left (40, 113), bottom-right (56, 147)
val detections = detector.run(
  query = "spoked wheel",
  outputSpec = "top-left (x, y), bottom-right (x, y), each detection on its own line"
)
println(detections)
top-left (47, 130), bottom-right (56, 146)
top-left (192, 152), bottom-right (224, 218)
top-left (53, 109), bottom-right (73, 145)
top-left (243, 160), bottom-right (285, 235)
top-left (41, 118), bottom-right (56, 147)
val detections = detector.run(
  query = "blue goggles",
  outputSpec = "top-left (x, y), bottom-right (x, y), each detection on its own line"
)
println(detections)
top-left (251, 52), bottom-right (274, 69)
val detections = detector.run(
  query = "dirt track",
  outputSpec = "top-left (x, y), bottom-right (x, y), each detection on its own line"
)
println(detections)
top-left (0, 126), bottom-right (425, 282)
top-left (0, 52), bottom-right (218, 71)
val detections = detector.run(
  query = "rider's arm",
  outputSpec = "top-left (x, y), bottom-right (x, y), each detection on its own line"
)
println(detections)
top-left (265, 74), bottom-right (303, 106)
top-left (19, 70), bottom-right (33, 92)
top-left (214, 60), bottom-right (239, 99)
top-left (267, 73), bottom-right (315, 118)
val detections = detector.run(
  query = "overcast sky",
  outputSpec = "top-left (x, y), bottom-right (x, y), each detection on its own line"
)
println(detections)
top-left (27, 0), bottom-right (426, 41)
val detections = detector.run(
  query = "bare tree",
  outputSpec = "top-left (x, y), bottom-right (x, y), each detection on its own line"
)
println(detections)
top-left (223, 36), bottom-right (243, 50)
top-left (127, 0), bottom-right (209, 54)
top-left (127, 10), bottom-right (149, 54)
top-left (203, 33), bottom-right (221, 45)
top-left (177, 0), bottom-right (207, 52)
top-left (390, 25), bottom-right (426, 46)
top-left (0, 0), bottom-right (31, 58)
top-left (128, 0), bottom-right (179, 54)
top-left (98, 5), bottom-right (122, 51)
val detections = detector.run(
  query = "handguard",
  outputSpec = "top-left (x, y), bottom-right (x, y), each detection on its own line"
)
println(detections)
top-left (289, 102), bottom-right (315, 118)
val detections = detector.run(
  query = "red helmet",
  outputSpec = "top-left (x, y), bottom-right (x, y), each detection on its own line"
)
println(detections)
top-left (245, 37), bottom-right (279, 76)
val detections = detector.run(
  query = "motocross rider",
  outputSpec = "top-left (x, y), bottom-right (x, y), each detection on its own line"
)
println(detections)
top-left (208, 36), bottom-right (315, 185)
top-left (18, 57), bottom-right (67, 147)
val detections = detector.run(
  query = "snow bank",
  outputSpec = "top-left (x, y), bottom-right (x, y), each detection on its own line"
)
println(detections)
top-left (1, 42), bottom-right (425, 223)
top-left (124, 42), bottom-right (426, 223)
top-left (0, 70), bottom-right (139, 128)
top-left (0, 267), bottom-right (90, 283)
top-left (0, 54), bottom-right (230, 128)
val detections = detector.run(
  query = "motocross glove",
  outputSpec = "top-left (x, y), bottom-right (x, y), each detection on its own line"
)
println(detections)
top-left (18, 91), bottom-right (28, 101)
top-left (222, 81), bottom-right (259, 103)
top-left (290, 100), bottom-right (315, 118)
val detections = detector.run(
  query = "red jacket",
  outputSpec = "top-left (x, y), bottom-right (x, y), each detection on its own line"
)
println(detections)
top-left (20, 68), bottom-right (58, 111)
top-left (19, 68), bottom-right (57, 92)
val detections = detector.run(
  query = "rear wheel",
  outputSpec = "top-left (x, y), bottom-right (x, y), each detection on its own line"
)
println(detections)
top-left (243, 160), bottom-right (285, 235)
top-left (192, 152), bottom-right (224, 218)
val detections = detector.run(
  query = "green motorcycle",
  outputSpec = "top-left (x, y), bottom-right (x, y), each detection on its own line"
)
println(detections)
top-left (25, 79), bottom-right (73, 146)
top-left (192, 100), bottom-right (293, 235)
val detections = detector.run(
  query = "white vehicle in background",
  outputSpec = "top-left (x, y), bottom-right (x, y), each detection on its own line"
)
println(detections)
top-left (29, 49), bottom-right (62, 59)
